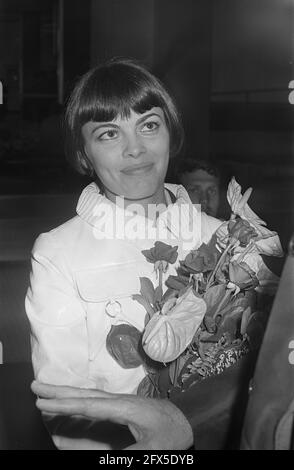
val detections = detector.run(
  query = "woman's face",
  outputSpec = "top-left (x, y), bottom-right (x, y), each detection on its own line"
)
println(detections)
top-left (81, 107), bottom-right (170, 202)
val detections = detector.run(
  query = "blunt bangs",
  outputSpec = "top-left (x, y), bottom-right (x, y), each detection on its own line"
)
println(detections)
top-left (76, 82), bottom-right (166, 127)
top-left (65, 59), bottom-right (184, 176)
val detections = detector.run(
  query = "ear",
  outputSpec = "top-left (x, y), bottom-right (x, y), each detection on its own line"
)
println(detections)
top-left (77, 151), bottom-right (95, 176)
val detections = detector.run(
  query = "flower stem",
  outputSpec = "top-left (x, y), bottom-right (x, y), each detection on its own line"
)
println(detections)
top-left (235, 239), bottom-right (254, 264)
top-left (206, 241), bottom-right (234, 290)
top-left (156, 262), bottom-right (164, 310)
top-left (159, 263), bottom-right (163, 295)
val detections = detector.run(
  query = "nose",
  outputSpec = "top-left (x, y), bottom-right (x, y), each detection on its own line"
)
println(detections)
top-left (200, 200), bottom-right (208, 212)
top-left (198, 193), bottom-right (207, 211)
top-left (122, 132), bottom-right (146, 159)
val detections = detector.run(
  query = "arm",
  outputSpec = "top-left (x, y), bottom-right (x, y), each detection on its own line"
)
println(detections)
top-left (26, 232), bottom-right (99, 445)
top-left (26, 232), bottom-right (92, 387)
top-left (31, 381), bottom-right (193, 450)
top-left (31, 350), bottom-right (257, 450)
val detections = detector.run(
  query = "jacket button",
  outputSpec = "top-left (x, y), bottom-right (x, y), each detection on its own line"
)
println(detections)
top-left (105, 300), bottom-right (122, 318)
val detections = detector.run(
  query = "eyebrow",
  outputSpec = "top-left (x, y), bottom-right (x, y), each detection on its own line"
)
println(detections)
top-left (90, 112), bottom-right (163, 135)
top-left (90, 123), bottom-right (118, 135)
top-left (136, 112), bottom-right (163, 125)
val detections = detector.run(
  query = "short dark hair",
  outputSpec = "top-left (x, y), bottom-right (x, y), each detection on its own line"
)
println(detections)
top-left (64, 58), bottom-right (184, 177)
top-left (175, 158), bottom-right (221, 182)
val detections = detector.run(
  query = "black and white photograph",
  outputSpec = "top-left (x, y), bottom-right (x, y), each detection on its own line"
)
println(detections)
top-left (0, 0), bottom-right (293, 453)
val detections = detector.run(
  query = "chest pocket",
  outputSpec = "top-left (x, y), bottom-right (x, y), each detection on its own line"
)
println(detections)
top-left (75, 262), bottom-right (141, 303)
top-left (75, 262), bottom-right (142, 361)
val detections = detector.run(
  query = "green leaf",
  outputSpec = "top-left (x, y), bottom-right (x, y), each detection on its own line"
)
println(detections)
top-left (154, 285), bottom-right (163, 305)
top-left (132, 294), bottom-right (155, 317)
top-left (168, 355), bottom-right (187, 387)
top-left (137, 374), bottom-right (160, 398)
top-left (168, 360), bottom-right (178, 386)
top-left (220, 317), bottom-right (239, 338)
top-left (162, 288), bottom-right (177, 303)
top-left (140, 277), bottom-right (156, 305)
top-left (217, 305), bottom-right (243, 323)
top-left (240, 306), bottom-right (252, 336)
top-left (232, 290), bottom-right (257, 311)
top-left (246, 311), bottom-right (267, 349)
top-left (144, 312), bottom-right (151, 326)
top-left (178, 284), bottom-right (192, 298)
top-left (203, 284), bottom-right (228, 317)
top-left (203, 315), bottom-right (217, 333)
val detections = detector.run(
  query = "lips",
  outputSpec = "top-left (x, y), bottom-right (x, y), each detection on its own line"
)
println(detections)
top-left (121, 163), bottom-right (154, 175)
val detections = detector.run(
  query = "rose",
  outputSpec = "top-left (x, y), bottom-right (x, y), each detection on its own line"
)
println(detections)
top-left (228, 218), bottom-right (258, 247)
top-left (142, 241), bottom-right (178, 264)
top-left (182, 243), bottom-right (219, 274)
top-left (228, 261), bottom-right (259, 290)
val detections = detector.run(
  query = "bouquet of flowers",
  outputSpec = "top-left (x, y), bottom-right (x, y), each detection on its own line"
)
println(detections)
top-left (106, 178), bottom-right (283, 398)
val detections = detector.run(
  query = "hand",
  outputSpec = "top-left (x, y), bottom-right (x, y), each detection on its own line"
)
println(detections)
top-left (31, 381), bottom-right (193, 450)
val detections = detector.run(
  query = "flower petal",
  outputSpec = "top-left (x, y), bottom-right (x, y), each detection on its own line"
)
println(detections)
top-left (227, 177), bottom-right (266, 227)
top-left (255, 235), bottom-right (283, 257)
top-left (142, 287), bottom-right (206, 363)
top-left (106, 324), bottom-right (144, 369)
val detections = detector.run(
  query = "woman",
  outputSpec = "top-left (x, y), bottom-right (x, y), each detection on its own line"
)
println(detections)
top-left (27, 58), bottom-right (282, 450)
top-left (26, 58), bottom-right (222, 397)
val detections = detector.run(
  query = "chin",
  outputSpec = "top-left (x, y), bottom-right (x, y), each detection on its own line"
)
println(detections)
top-left (205, 209), bottom-right (217, 218)
top-left (123, 183), bottom-right (160, 201)
top-left (124, 191), bottom-right (156, 201)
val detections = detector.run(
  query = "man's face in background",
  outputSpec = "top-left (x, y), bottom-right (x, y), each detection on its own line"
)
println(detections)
top-left (180, 169), bottom-right (220, 217)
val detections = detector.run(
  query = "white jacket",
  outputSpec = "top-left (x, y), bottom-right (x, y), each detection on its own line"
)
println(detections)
top-left (25, 183), bottom-right (224, 394)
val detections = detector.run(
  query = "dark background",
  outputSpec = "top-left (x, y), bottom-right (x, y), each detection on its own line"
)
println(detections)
top-left (0, 0), bottom-right (293, 363)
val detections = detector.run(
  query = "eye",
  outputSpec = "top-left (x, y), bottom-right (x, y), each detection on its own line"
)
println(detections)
top-left (141, 120), bottom-right (160, 133)
top-left (189, 187), bottom-right (201, 195)
top-left (207, 187), bottom-right (217, 196)
top-left (97, 129), bottom-right (119, 141)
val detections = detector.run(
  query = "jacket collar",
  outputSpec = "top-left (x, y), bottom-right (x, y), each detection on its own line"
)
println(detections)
top-left (76, 182), bottom-right (202, 254)
top-left (76, 182), bottom-right (192, 226)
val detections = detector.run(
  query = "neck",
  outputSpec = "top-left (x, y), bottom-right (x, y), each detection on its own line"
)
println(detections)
top-left (102, 185), bottom-right (168, 219)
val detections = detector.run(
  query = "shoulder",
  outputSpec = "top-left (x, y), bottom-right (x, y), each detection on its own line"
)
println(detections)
top-left (165, 182), bottom-right (223, 241)
top-left (164, 183), bottom-right (189, 200)
top-left (200, 212), bottom-right (223, 232)
top-left (200, 212), bottom-right (223, 244)
top-left (32, 183), bottom-right (100, 257)
top-left (32, 215), bottom-right (86, 261)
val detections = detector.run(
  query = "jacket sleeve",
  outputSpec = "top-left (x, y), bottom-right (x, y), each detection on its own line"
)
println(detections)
top-left (25, 231), bottom-right (95, 388)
